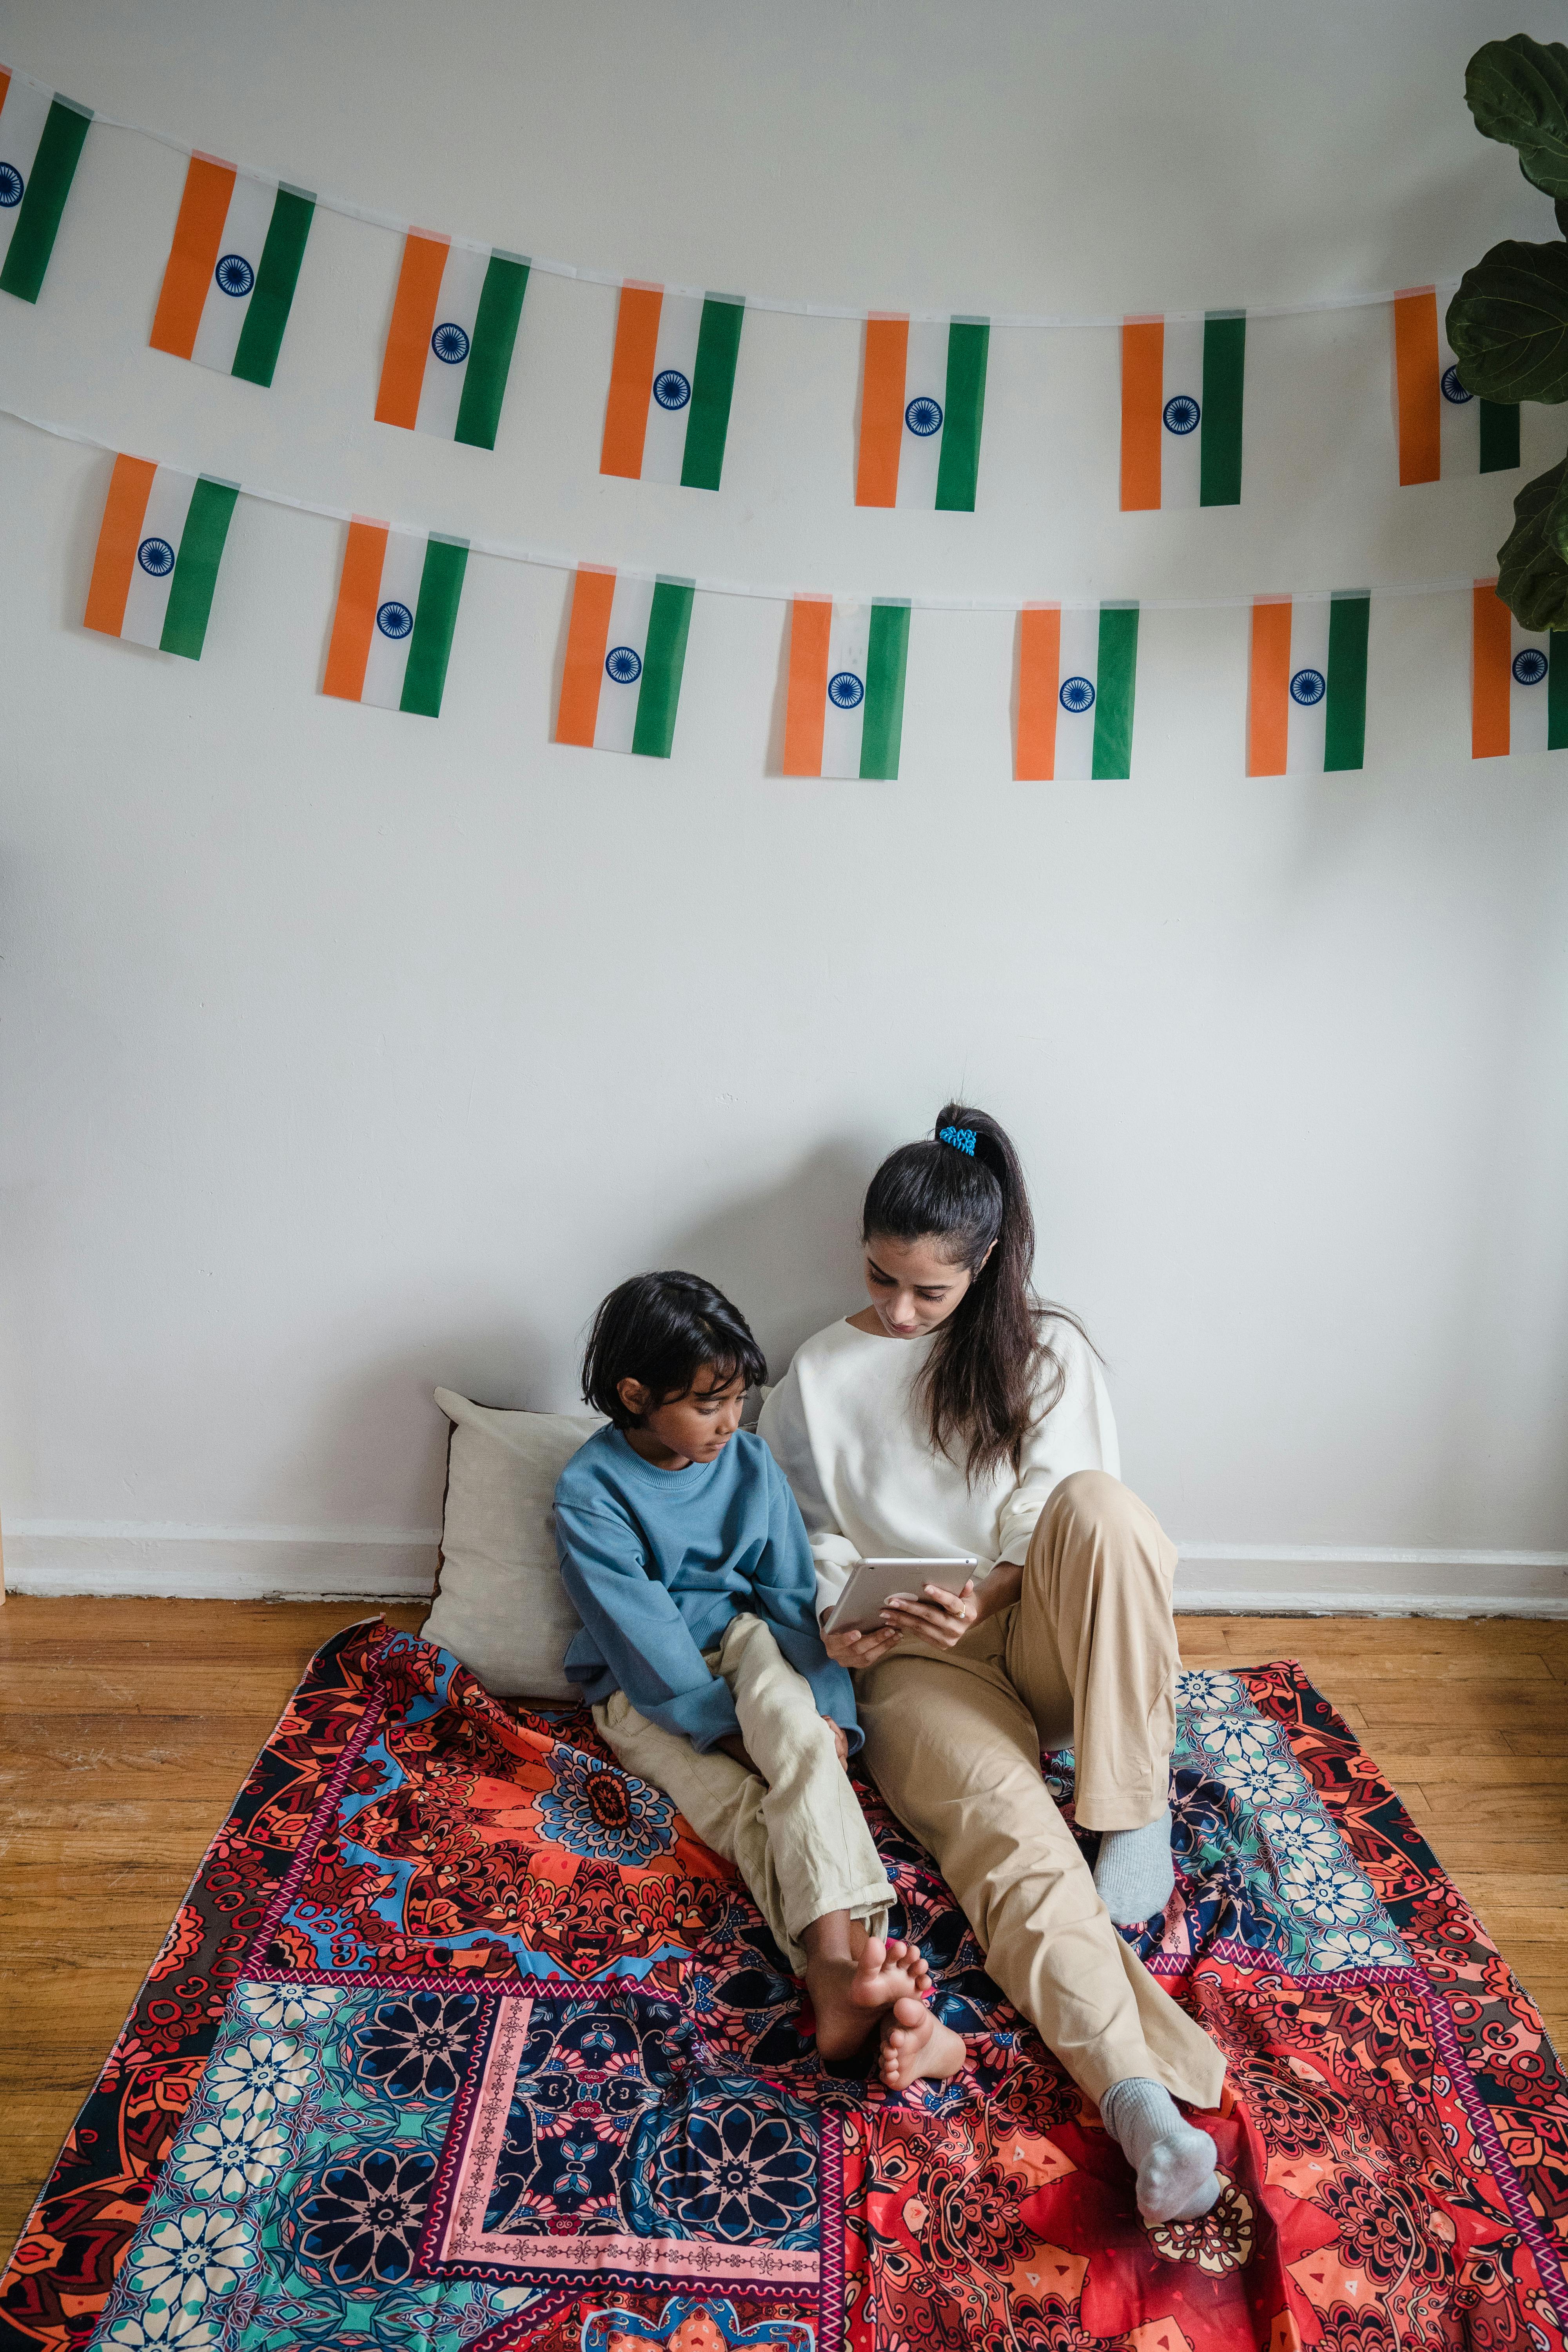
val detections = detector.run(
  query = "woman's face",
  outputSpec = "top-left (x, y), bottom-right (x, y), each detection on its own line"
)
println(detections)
top-left (862, 1230), bottom-right (976, 1338)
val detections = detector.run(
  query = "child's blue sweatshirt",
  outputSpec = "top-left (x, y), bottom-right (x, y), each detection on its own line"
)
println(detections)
top-left (555, 1425), bottom-right (859, 1753)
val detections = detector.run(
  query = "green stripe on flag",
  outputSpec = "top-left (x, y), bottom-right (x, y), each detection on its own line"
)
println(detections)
top-left (1323, 593), bottom-right (1370, 771)
top-left (401, 536), bottom-right (468, 717)
top-left (1548, 634), bottom-right (1568, 752)
top-left (1479, 399), bottom-right (1520, 474)
top-left (859, 601), bottom-right (910, 780)
top-left (1091, 604), bottom-right (1138, 779)
top-left (0, 94), bottom-right (91, 303)
top-left (160, 477), bottom-right (238, 660)
top-left (935, 319), bottom-right (989, 512)
top-left (632, 579), bottom-right (695, 756)
top-left (681, 295), bottom-right (744, 491)
top-left (455, 251), bottom-right (530, 450)
top-left (1199, 312), bottom-right (1245, 508)
top-left (231, 184), bottom-right (315, 387)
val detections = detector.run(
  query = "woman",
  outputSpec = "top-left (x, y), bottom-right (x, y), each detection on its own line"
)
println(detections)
top-left (759, 1105), bottom-right (1225, 2224)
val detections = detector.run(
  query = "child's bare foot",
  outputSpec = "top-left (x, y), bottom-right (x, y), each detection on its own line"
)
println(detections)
top-left (806, 1935), bottom-right (931, 2062)
top-left (878, 1994), bottom-right (967, 2091)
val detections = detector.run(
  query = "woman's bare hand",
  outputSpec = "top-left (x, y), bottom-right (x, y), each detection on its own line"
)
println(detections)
top-left (820, 1621), bottom-right (902, 1670)
top-left (878, 1579), bottom-right (978, 1650)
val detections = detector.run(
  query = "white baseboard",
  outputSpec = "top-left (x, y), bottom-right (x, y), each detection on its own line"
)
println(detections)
top-left (5, 1524), bottom-right (1568, 1615)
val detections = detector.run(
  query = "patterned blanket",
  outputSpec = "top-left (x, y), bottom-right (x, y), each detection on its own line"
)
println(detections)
top-left (2, 1619), bottom-right (1565, 2352)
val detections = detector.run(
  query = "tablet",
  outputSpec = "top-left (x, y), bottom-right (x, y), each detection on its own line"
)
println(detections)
top-left (823, 1556), bottom-right (979, 1637)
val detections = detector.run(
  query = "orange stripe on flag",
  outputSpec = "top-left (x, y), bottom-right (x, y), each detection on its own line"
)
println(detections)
top-left (1015, 606), bottom-right (1061, 780)
top-left (1120, 318), bottom-right (1163, 512)
top-left (150, 155), bottom-right (237, 359)
top-left (376, 234), bottom-right (449, 429)
top-left (323, 521), bottom-right (389, 702)
top-left (1247, 599), bottom-right (1292, 776)
top-left (782, 598), bottom-right (833, 776)
top-left (1471, 578), bottom-right (1511, 759)
top-left (0, 71), bottom-right (12, 113)
top-left (1394, 288), bottom-right (1441, 487)
top-left (84, 455), bottom-right (158, 637)
top-left (856, 316), bottom-right (908, 508)
top-left (557, 567), bottom-right (617, 746)
top-left (600, 285), bottom-right (663, 479)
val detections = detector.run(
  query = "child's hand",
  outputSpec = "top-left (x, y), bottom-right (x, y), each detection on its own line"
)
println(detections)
top-left (821, 1622), bottom-right (901, 1670)
top-left (820, 1714), bottom-right (850, 1768)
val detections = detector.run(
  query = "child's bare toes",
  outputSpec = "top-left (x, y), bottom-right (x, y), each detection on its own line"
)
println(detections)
top-left (877, 1995), bottom-right (967, 2091)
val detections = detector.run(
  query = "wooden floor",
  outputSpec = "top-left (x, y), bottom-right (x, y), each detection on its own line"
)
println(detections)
top-left (1, 1600), bottom-right (1564, 2257)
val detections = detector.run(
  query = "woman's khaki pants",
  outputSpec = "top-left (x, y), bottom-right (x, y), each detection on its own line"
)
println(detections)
top-left (855, 1468), bottom-right (1225, 2110)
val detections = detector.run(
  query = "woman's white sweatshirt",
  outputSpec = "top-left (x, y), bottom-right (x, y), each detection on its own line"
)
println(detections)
top-left (758, 1313), bottom-right (1119, 1611)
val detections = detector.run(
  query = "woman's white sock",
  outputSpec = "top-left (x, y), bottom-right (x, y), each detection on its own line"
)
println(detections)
top-left (1093, 1807), bottom-right (1175, 1924)
top-left (1100, 2076), bottom-right (1220, 2222)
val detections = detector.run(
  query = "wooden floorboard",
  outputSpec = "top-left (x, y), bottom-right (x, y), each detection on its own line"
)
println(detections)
top-left (0, 1599), bottom-right (1563, 2258)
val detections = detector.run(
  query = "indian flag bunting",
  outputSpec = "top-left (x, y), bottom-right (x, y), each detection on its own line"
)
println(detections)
top-left (855, 317), bottom-right (990, 510)
top-left (1470, 579), bottom-right (1568, 757)
top-left (599, 285), bottom-right (744, 490)
top-left (1015, 604), bottom-right (1138, 780)
top-left (323, 522), bottom-right (468, 717)
top-left (1120, 313), bottom-right (1245, 510)
top-left (1393, 288), bottom-right (1518, 485)
top-left (376, 234), bottom-right (529, 450)
top-left (783, 598), bottom-right (910, 778)
top-left (0, 68), bottom-right (91, 303)
top-left (83, 455), bottom-right (238, 659)
top-left (1247, 594), bottom-right (1369, 775)
top-left (149, 156), bottom-right (314, 387)
top-left (556, 567), bottom-right (695, 757)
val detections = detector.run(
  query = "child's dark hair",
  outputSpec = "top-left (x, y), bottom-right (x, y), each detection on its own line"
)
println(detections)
top-left (582, 1270), bottom-right (768, 1427)
top-left (861, 1103), bottom-right (1095, 1484)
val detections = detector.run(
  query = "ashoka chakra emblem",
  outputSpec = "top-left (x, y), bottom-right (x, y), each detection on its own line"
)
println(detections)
top-left (1163, 393), bottom-right (1200, 435)
top-left (1289, 667), bottom-right (1327, 706)
top-left (0, 163), bottom-right (23, 208)
top-left (1059, 674), bottom-right (1095, 713)
top-left (136, 537), bottom-right (176, 577)
top-left (828, 670), bottom-right (864, 710)
top-left (605, 645), bottom-right (642, 684)
top-left (653, 369), bottom-right (691, 410)
top-left (1440, 365), bottom-right (1474, 405)
top-left (1513, 646), bottom-right (1548, 686)
top-left (376, 600), bottom-right (414, 640)
top-left (905, 395), bottom-right (943, 437)
top-left (431, 322), bottom-right (470, 365)
top-left (215, 252), bottom-right (255, 298)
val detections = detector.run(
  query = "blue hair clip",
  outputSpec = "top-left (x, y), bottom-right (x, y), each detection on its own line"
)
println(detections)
top-left (938, 1124), bottom-right (976, 1156)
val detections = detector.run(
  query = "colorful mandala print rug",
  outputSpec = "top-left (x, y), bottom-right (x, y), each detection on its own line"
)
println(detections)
top-left (3, 1624), bottom-right (1566, 2352)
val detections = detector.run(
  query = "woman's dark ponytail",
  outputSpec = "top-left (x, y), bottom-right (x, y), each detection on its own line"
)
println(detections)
top-left (861, 1103), bottom-right (1092, 1483)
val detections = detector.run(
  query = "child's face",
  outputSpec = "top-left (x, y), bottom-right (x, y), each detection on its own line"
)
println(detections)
top-left (617, 1367), bottom-right (748, 1466)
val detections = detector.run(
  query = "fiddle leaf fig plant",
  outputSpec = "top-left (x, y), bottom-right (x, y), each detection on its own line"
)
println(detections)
top-left (1448, 36), bottom-right (1568, 626)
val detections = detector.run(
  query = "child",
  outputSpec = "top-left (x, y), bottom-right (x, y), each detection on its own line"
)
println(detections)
top-left (555, 1268), bottom-right (935, 2065)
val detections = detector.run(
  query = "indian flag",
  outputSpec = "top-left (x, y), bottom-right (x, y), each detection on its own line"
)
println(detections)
top-left (323, 522), bottom-right (468, 718)
top-left (0, 67), bottom-right (91, 303)
top-left (83, 457), bottom-right (238, 658)
top-left (1120, 312), bottom-right (1245, 510)
top-left (149, 155), bottom-right (314, 388)
top-left (782, 598), bottom-right (910, 779)
top-left (1471, 579), bottom-right (1567, 758)
top-left (855, 316), bottom-right (990, 510)
top-left (1014, 604), bottom-right (1138, 780)
top-left (1246, 594), bottom-right (1370, 775)
top-left (599, 284), bottom-right (744, 490)
top-left (555, 567), bottom-right (695, 757)
top-left (375, 233), bottom-right (529, 450)
top-left (1393, 287), bottom-right (1519, 485)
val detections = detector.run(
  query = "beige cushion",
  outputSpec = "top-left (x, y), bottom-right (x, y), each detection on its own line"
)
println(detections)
top-left (420, 1388), bottom-right (604, 1700)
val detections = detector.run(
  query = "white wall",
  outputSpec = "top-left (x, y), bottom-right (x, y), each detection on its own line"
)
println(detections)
top-left (2, 0), bottom-right (1566, 1611)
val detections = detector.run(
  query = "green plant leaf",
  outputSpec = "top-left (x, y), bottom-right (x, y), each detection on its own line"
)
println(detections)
top-left (1496, 455), bottom-right (1568, 630)
top-left (1446, 240), bottom-right (1568, 402)
top-left (1466, 36), bottom-right (1568, 196)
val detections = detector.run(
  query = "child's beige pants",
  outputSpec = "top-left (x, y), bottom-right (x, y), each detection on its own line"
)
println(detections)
top-left (591, 1611), bottom-right (892, 1975)
top-left (855, 1468), bottom-right (1226, 2111)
